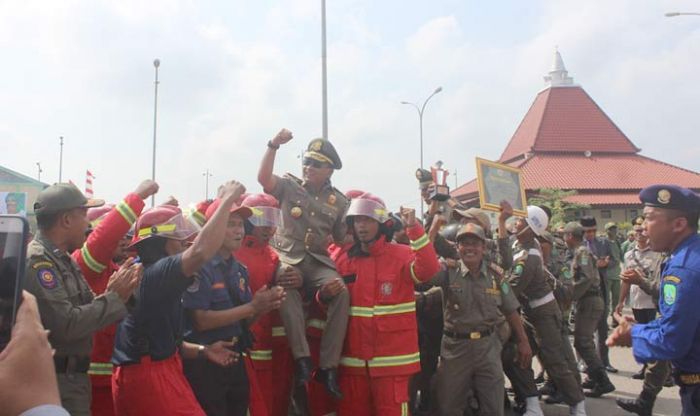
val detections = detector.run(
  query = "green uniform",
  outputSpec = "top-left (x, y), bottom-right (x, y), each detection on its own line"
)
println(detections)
top-left (434, 260), bottom-right (520, 416)
top-left (269, 174), bottom-right (350, 367)
top-left (509, 240), bottom-right (584, 405)
top-left (25, 233), bottom-right (127, 416)
top-left (605, 236), bottom-right (622, 320)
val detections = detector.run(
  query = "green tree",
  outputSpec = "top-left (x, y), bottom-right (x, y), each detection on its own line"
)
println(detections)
top-left (528, 188), bottom-right (590, 229)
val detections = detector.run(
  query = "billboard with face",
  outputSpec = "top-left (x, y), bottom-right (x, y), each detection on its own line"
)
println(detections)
top-left (0, 193), bottom-right (27, 216)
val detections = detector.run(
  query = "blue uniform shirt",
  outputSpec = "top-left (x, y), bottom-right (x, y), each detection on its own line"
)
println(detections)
top-left (632, 233), bottom-right (700, 372)
top-left (113, 254), bottom-right (192, 364)
top-left (183, 254), bottom-right (252, 345)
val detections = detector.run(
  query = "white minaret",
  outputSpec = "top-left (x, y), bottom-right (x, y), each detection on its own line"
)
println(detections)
top-left (544, 47), bottom-right (575, 88)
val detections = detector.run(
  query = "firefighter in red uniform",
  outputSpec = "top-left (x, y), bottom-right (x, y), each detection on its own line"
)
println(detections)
top-left (72, 179), bottom-right (158, 416)
top-left (334, 193), bottom-right (440, 416)
top-left (236, 193), bottom-right (298, 416)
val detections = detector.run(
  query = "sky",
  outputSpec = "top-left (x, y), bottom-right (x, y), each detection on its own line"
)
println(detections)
top-left (2, 0), bottom-right (699, 212)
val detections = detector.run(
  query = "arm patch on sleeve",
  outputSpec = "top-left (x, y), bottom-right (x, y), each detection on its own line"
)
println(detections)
top-left (37, 268), bottom-right (59, 289)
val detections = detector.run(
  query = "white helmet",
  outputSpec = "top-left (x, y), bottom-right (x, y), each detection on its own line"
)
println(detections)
top-left (525, 205), bottom-right (549, 236)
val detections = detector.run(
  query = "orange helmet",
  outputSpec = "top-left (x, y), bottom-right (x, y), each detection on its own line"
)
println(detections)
top-left (130, 205), bottom-right (197, 247)
top-left (242, 193), bottom-right (282, 227)
top-left (87, 204), bottom-right (114, 228)
top-left (188, 199), bottom-right (213, 228)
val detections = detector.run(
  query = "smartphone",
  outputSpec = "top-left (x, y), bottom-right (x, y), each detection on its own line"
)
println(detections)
top-left (0, 215), bottom-right (29, 352)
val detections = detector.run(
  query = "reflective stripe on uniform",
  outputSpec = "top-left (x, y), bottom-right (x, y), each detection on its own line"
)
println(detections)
top-left (306, 319), bottom-right (326, 330)
top-left (88, 362), bottom-right (113, 376)
top-left (81, 244), bottom-right (106, 273)
top-left (138, 223), bottom-right (176, 237)
top-left (249, 350), bottom-right (273, 361)
top-left (410, 233), bottom-right (430, 251)
top-left (349, 301), bottom-right (415, 318)
top-left (401, 402), bottom-right (408, 416)
top-left (340, 352), bottom-right (420, 369)
top-left (410, 262), bottom-right (421, 284)
top-left (116, 200), bottom-right (138, 224)
top-left (271, 326), bottom-right (286, 337)
top-left (191, 210), bottom-right (206, 227)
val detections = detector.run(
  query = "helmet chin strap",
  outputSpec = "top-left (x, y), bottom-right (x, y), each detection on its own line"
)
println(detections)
top-left (516, 224), bottom-right (532, 238)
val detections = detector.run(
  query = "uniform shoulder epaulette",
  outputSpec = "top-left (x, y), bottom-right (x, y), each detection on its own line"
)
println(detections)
top-left (283, 172), bottom-right (304, 185)
top-left (513, 249), bottom-right (529, 264)
top-left (488, 261), bottom-right (504, 279)
top-left (26, 240), bottom-right (47, 259)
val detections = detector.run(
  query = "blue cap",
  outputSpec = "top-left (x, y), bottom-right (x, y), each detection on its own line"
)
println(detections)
top-left (639, 185), bottom-right (700, 212)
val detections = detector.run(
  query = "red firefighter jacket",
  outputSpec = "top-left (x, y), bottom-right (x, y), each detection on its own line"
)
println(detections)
top-left (72, 193), bottom-right (143, 386)
top-left (336, 224), bottom-right (439, 377)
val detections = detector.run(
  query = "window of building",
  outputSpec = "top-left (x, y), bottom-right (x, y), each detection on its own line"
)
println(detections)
top-left (629, 209), bottom-right (638, 219)
top-left (601, 210), bottom-right (612, 219)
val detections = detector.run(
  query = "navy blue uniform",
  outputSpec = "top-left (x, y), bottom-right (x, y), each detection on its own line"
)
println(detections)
top-left (632, 233), bottom-right (700, 414)
top-left (182, 254), bottom-right (253, 416)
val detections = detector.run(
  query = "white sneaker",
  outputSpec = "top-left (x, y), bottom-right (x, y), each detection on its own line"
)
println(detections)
top-left (524, 396), bottom-right (544, 416)
top-left (569, 400), bottom-right (587, 416)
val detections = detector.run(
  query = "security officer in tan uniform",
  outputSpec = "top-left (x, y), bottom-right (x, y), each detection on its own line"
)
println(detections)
top-left (430, 223), bottom-right (531, 416)
top-left (562, 221), bottom-right (616, 398)
top-left (258, 128), bottom-right (349, 398)
top-left (25, 183), bottom-right (142, 416)
top-left (509, 207), bottom-right (587, 415)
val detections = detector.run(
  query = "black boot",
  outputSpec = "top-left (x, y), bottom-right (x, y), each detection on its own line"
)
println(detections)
top-left (294, 356), bottom-right (313, 386)
top-left (581, 375), bottom-right (596, 389)
top-left (538, 379), bottom-right (556, 396)
top-left (585, 368), bottom-right (615, 398)
top-left (631, 364), bottom-right (646, 380)
top-left (314, 367), bottom-right (343, 400)
top-left (616, 389), bottom-right (655, 416)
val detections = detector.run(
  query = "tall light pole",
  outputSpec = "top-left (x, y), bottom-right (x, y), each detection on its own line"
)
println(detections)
top-left (36, 162), bottom-right (43, 182)
top-left (151, 59), bottom-right (161, 207)
top-left (665, 12), bottom-right (700, 17)
top-left (401, 86), bottom-right (443, 217)
top-left (202, 169), bottom-right (213, 200)
top-left (321, 0), bottom-right (328, 139)
top-left (58, 136), bottom-right (64, 182)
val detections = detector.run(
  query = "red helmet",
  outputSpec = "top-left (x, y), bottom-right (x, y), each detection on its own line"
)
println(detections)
top-left (204, 198), bottom-right (253, 222)
top-left (242, 193), bottom-right (282, 227)
top-left (188, 199), bottom-right (213, 228)
top-left (87, 204), bottom-right (114, 227)
top-left (344, 189), bottom-right (365, 200)
top-left (346, 192), bottom-right (390, 223)
top-left (130, 205), bottom-right (197, 247)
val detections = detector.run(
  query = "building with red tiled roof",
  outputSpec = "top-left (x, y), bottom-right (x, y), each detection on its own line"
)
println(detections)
top-left (452, 50), bottom-right (700, 226)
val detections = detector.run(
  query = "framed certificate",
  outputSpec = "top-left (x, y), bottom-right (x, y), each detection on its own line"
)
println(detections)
top-left (475, 157), bottom-right (527, 217)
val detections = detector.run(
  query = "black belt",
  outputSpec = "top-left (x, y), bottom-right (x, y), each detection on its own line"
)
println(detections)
top-left (54, 356), bottom-right (91, 374)
top-left (674, 371), bottom-right (700, 386)
top-left (443, 328), bottom-right (492, 340)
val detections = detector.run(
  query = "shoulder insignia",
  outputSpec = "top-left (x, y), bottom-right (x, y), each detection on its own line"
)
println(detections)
top-left (663, 283), bottom-right (677, 306)
top-left (284, 172), bottom-right (304, 185)
top-left (36, 268), bottom-right (59, 290)
top-left (187, 276), bottom-right (201, 293)
top-left (31, 260), bottom-right (54, 270)
top-left (513, 249), bottom-right (528, 264)
top-left (501, 281), bottom-right (510, 295)
top-left (664, 275), bottom-right (681, 284)
top-left (513, 263), bottom-right (524, 276)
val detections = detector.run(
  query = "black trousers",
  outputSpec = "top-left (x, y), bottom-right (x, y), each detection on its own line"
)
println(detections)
top-left (596, 273), bottom-right (611, 366)
top-left (183, 357), bottom-right (249, 416)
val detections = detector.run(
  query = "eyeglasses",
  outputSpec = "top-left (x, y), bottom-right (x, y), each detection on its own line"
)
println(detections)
top-left (302, 158), bottom-right (332, 169)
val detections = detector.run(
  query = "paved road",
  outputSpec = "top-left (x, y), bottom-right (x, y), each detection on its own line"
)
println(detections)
top-left (512, 337), bottom-right (681, 416)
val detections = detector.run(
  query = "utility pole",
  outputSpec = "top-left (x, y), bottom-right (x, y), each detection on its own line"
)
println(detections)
top-left (36, 162), bottom-right (43, 182)
top-left (203, 169), bottom-right (213, 200)
top-left (58, 136), bottom-right (64, 182)
top-left (151, 58), bottom-right (161, 207)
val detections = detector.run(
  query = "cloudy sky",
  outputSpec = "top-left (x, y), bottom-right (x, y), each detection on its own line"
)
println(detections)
top-left (2, 0), bottom-right (699, 211)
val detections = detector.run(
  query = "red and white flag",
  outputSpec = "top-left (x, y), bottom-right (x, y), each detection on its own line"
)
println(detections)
top-left (85, 170), bottom-right (95, 197)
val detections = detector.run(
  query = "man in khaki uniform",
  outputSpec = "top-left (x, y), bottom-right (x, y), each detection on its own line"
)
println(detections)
top-left (430, 223), bottom-right (531, 416)
top-left (562, 221), bottom-right (615, 398)
top-left (509, 207), bottom-right (586, 415)
top-left (258, 128), bottom-right (350, 397)
top-left (25, 183), bottom-right (141, 416)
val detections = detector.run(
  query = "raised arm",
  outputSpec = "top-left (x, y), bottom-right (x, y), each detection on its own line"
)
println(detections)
top-left (258, 129), bottom-right (293, 193)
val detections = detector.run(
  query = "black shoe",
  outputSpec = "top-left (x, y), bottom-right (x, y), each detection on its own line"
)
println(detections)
top-left (581, 377), bottom-right (596, 389)
top-left (616, 390), bottom-right (655, 416)
top-left (534, 370), bottom-right (545, 384)
top-left (294, 357), bottom-right (313, 386)
top-left (544, 391), bottom-right (564, 404)
top-left (538, 380), bottom-right (556, 396)
top-left (631, 368), bottom-right (645, 380)
top-left (663, 375), bottom-right (675, 387)
top-left (314, 367), bottom-right (343, 400)
top-left (605, 365), bottom-right (619, 373)
top-left (585, 381), bottom-right (615, 398)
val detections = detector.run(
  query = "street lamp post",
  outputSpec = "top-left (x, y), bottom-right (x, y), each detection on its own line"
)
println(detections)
top-left (151, 58), bottom-right (161, 207)
top-left (202, 169), bottom-right (213, 200)
top-left (665, 12), bottom-right (700, 17)
top-left (401, 86), bottom-right (443, 216)
top-left (58, 136), bottom-right (64, 182)
top-left (36, 162), bottom-right (43, 182)
top-left (321, 0), bottom-right (328, 139)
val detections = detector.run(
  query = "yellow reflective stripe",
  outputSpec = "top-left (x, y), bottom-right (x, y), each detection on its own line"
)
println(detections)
top-left (340, 352), bottom-right (421, 369)
top-left (249, 350), bottom-right (273, 361)
top-left (88, 362), bottom-right (113, 376)
top-left (306, 319), bottom-right (326, 330)
top-left (401, 402), bottom-right (408, 416)
top-left (192, 210), bottom-right (206, 227)
top-left (410, 233), bottom-right (430, 251)
top-left (349, 302), bottom-right (416, 318)
top-left (271, 326), bottom-right (286, 337)
top-left (138, 223), bottom-right (176, 237)
top-left (373, 301), bottom-right (415, 315)
top-left (116, 200), bottom-right (137, 224)
top-left (81, 244), bottom-right (106, 273)
top-left (410, 262), bottom-right (421, 284)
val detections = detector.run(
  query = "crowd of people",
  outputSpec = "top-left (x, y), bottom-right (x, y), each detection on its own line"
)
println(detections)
top-left (2, 129), bottom-right (699, 416)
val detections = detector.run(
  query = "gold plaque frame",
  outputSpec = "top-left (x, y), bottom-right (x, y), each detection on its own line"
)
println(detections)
top-left (475, 157), bottom-right (527, 217)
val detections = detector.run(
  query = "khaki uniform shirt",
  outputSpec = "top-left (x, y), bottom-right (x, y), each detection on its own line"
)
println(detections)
top-left (566, 244), bottom-right (600, 301)
top-left (270, 175), bottom-right (349, 268)
top-left (509, 239), bottom-right (552, 303)
top-left (436, 261), bottom-right (519, 334)
top-left (24, 233), bottom-right (127, 357)
top-left (624, 245), bottom-right (661, 310)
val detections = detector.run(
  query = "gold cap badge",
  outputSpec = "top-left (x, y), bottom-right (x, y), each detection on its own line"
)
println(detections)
top-left (291, 207), bottom-right (303, 218)
top-left (657, 189), bottom-right (671, 204)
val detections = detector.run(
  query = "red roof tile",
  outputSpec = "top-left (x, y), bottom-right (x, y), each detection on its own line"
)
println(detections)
top-left (499, 87), bottom-right (640, 163)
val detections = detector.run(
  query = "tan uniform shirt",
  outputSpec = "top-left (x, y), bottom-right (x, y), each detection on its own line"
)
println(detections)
top-left (436, 260), bottom-right (519, 334)
top-left (509, 239), bottom-right (552, 303)
top-left (24, 233), bottom-right (127, 357)
top-left (567, 244), bottom-right (600, 300)
top-left (270, 175), bottom-right (349, 268)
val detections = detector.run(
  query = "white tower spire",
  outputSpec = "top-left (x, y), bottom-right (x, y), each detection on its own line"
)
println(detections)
top-left (544, 47), bottom-right (575, 87)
